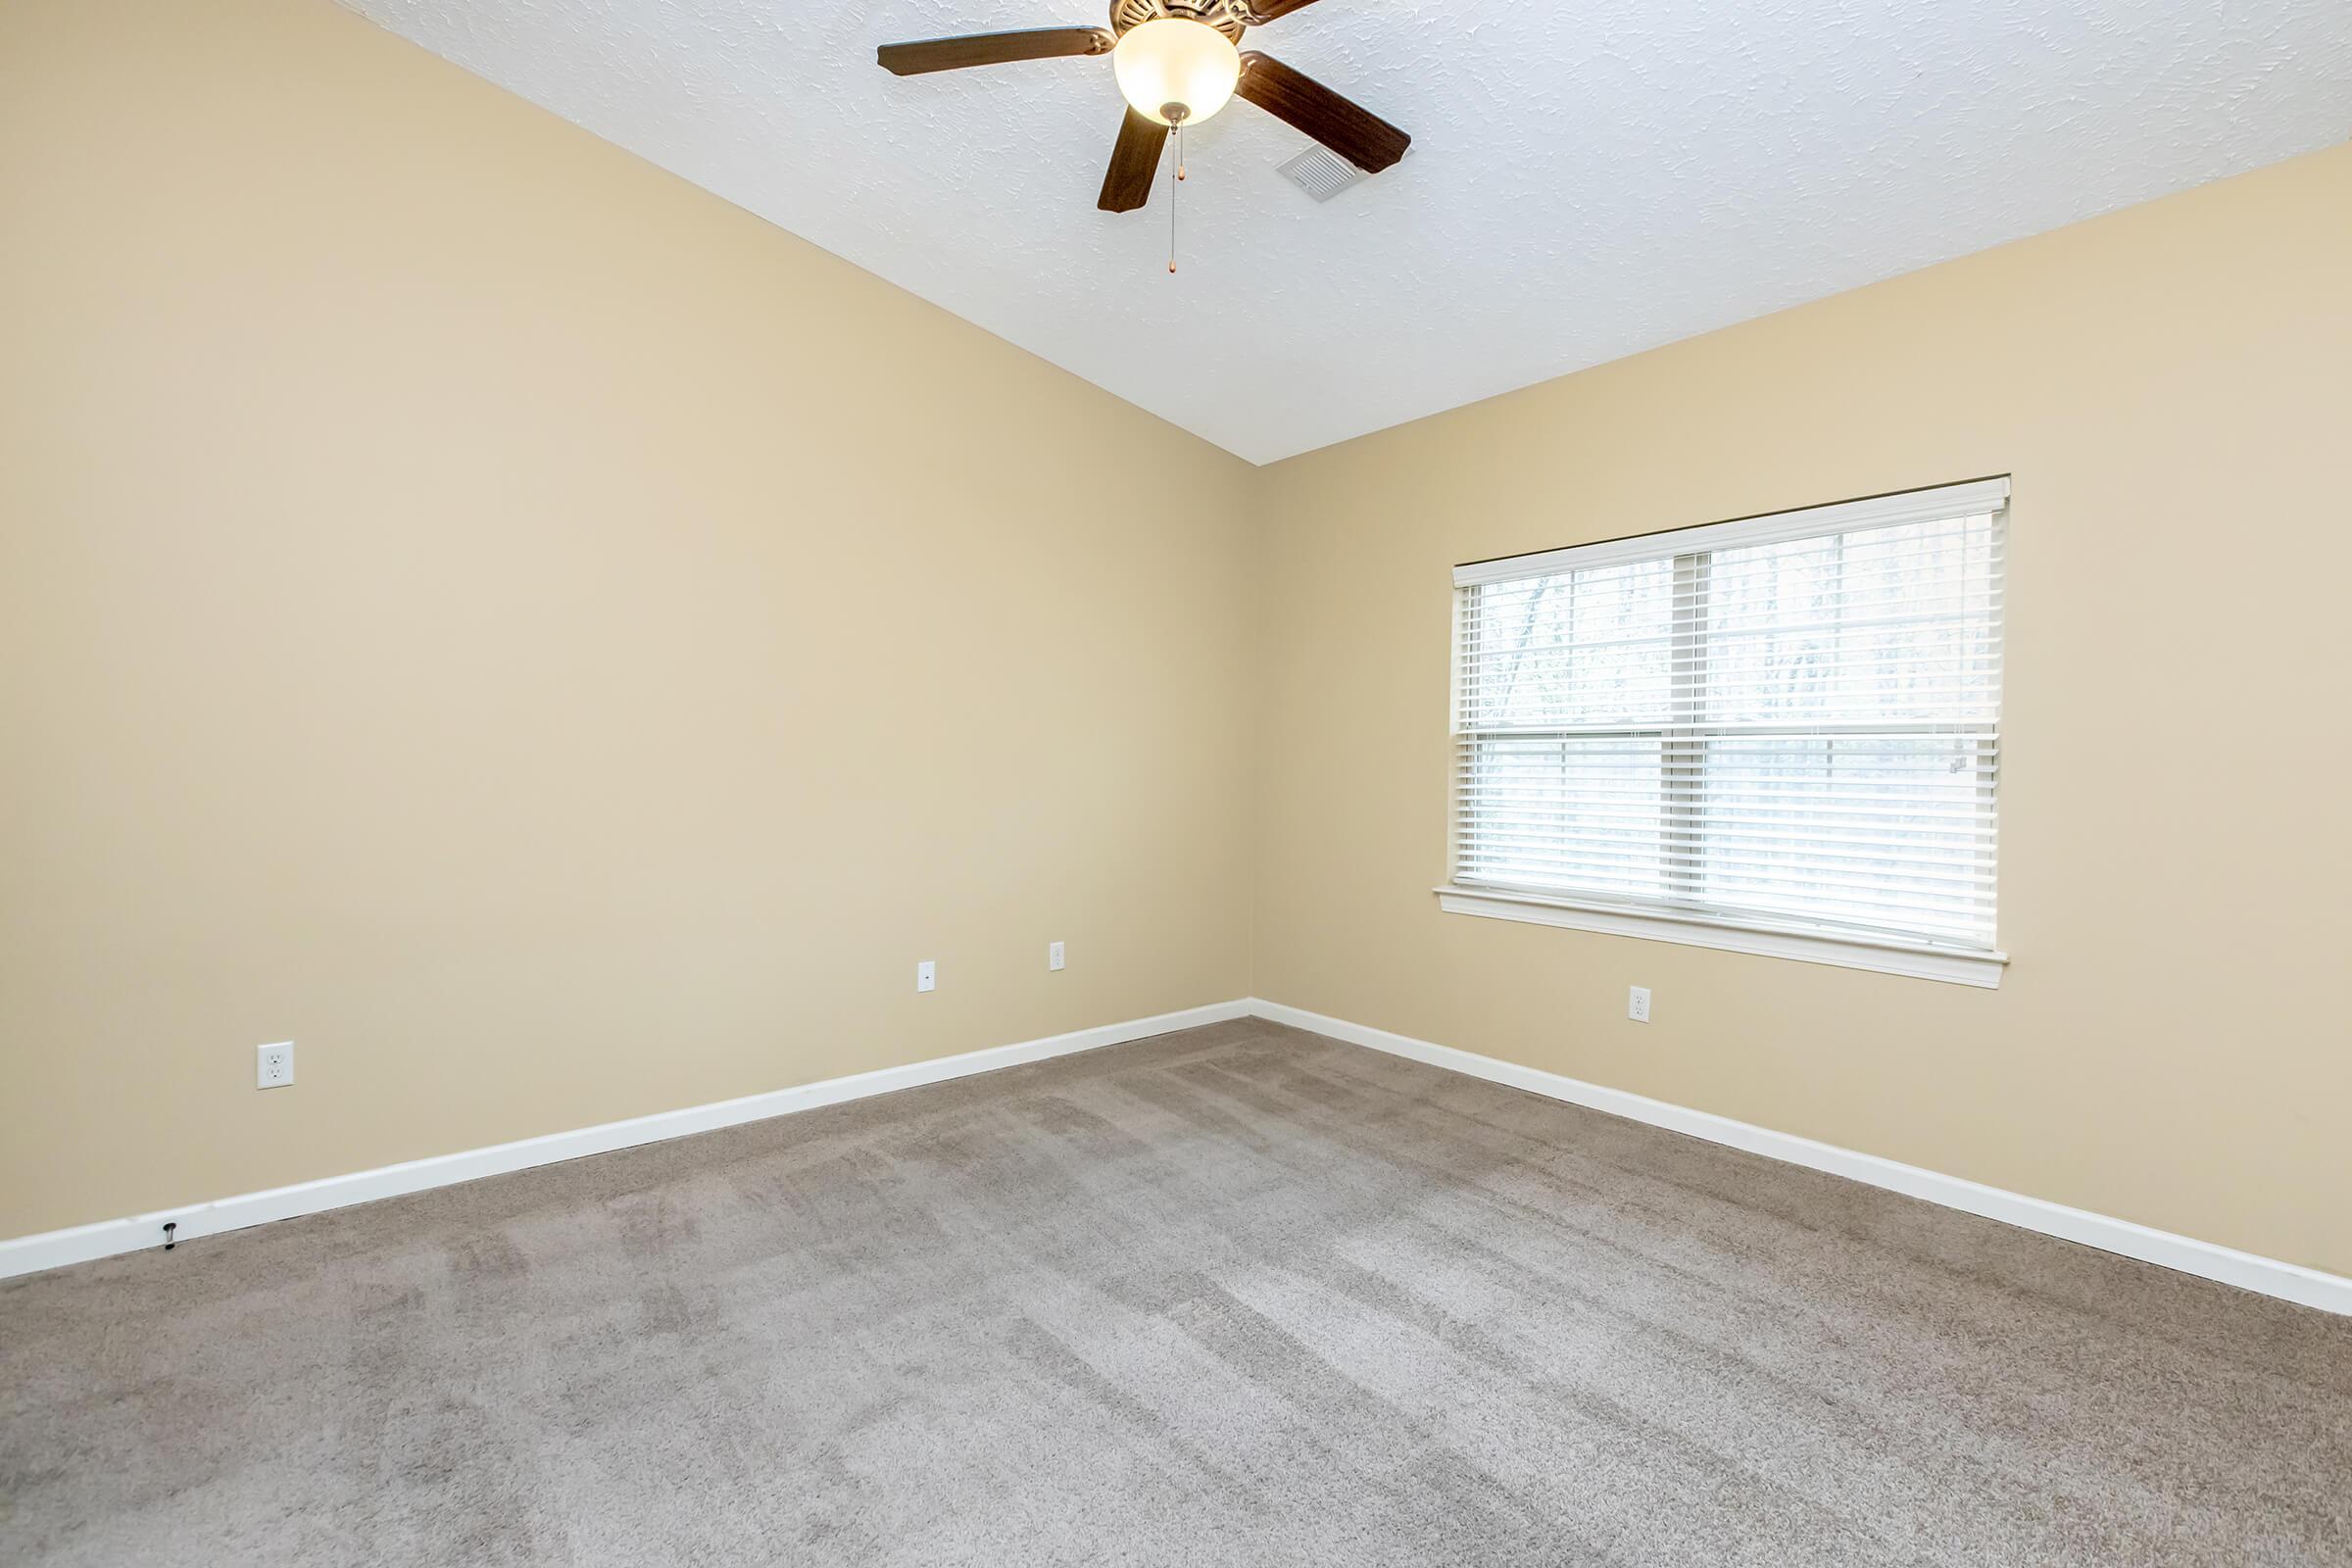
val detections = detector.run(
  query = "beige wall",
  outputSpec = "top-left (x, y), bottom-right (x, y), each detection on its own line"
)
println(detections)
top-left (6, 1), bottom-right (2347, 1283)
top-left (1251, 142), bottom-right (2352, 1276)
top-left (0, 0), bottom-right (1254, 1239)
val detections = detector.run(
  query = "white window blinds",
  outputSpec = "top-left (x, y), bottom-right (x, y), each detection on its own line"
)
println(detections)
top-left (1450, 479), bottom-right (2007, 956)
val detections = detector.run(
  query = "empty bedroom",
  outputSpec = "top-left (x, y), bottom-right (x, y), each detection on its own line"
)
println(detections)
top-left (2, 0), bottom-right (2347, 1562)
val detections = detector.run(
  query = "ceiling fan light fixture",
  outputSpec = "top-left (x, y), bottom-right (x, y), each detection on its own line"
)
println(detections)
top-left (1112, 18), bottom-right (1240, 126)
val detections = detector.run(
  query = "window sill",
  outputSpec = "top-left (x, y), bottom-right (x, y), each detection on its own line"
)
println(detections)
top-left (1434, 885), bottom-right (2008, 989)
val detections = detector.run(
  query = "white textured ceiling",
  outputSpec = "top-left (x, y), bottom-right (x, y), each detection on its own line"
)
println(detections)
top-left (348, 0), bottom-right (2350, 463)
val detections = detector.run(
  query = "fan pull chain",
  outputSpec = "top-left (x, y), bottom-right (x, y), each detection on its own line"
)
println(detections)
top-left (1167, 124), bottom-right (1179, 273)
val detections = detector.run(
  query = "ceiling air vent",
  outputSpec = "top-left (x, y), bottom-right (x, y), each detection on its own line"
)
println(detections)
top-left (1276, 145), bottom-right (1364, 203)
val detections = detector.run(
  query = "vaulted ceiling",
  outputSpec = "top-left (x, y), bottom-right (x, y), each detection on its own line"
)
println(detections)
top-left (351, 0), bottom-right (2352, 463)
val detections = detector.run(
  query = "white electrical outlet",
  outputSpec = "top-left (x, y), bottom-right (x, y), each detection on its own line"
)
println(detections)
top-left (1627, 986), bottom-right (1651, 1024)
top-left (915, 960), bottom-right (936, 994)
top-left (256, 1041), bottom-right (295, 1088)
top-left (1048, 941), bottom-right (1065, 972)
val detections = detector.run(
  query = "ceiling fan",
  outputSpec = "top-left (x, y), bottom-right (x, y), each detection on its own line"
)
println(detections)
top-left (877, 0), bottom-right (1410, 214)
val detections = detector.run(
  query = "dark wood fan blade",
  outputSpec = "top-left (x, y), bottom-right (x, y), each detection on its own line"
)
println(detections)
top-left (1234, 51), bottom-right (1409, 172)
top-left (1242, 0), bottom-right (1325, 22)
top-left (1098, 108), bottom-right (1166, 213)
top-left (877, 26), bottom-right (1113, 76)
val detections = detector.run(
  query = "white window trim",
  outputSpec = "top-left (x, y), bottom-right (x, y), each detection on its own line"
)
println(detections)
top-left (1452, 477), bottom-right (2014, 589)
top-left (1434, 884), bottom-right (2009, 988)
top-left (1445, 477), bottom-right (2010, 987)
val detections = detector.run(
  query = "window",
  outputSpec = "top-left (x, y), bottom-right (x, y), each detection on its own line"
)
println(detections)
top-left (1444, 478), bottom-right (2008, 986)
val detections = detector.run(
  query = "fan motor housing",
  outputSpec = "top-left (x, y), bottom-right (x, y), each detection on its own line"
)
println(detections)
top-left (1109, 0), bottom-right (1250, 43)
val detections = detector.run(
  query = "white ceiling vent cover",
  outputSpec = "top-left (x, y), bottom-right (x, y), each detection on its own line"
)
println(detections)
top-left (1276, 145), bottom-right (1365, 203)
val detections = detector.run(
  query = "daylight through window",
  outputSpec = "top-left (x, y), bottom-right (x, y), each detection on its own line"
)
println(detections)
top-left (1449, 479), bottom-right (2008, 959)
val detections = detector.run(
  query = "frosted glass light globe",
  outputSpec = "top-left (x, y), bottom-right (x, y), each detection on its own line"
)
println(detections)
top-left (1111, 18), bottom-right (1240, 126)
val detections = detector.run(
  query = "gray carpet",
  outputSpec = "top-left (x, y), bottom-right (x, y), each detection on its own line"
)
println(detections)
top-left (3, 1019), bottom-right (2347, 1566)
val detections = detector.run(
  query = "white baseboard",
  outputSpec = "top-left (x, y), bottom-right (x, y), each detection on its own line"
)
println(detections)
top-left (12, 995), bottom-right (2344, 1318)
top-left (1246, 999), bottom-right (2352, 1318)
top-left (0, 1000), bottom-right (1251, 1282)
